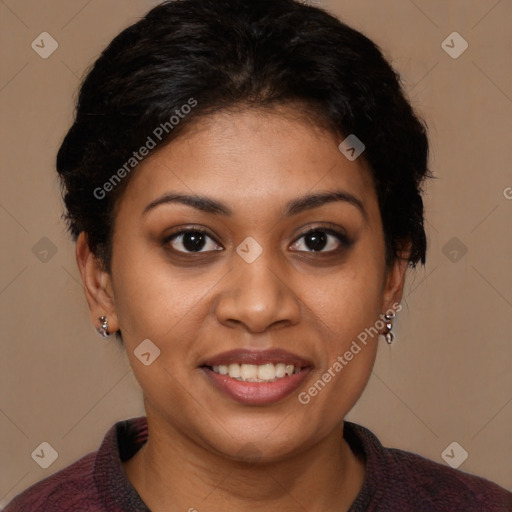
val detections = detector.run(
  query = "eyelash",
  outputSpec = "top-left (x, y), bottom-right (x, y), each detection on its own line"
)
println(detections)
top-left (162, 225), bottom-right (353, 255)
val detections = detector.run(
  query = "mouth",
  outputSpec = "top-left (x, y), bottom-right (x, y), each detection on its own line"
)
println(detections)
top-left (204, 362), bottom-right (302, 382)
top-left (199, 348), bottom-right (312, 405)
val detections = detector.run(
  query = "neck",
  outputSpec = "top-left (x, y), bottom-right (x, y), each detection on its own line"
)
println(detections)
top-left (123, 412), bottom-right (366, 512)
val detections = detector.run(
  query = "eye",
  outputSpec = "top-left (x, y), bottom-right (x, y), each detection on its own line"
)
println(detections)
top-left (163, 229), bottom-right (222, 253)
top-left (290, 227), bottom-right (352, 253)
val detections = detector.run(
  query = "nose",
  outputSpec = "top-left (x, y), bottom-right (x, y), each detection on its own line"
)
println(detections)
top-left (215, 249), bottom-right (302, 334)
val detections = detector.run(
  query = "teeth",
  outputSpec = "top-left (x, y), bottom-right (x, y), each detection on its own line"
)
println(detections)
top-left (257, 363), bottom-right (275, 380)
top-left (275, 363), bottom-right (286, 378)
top-left (241, 364), bottom-right (258, 380)
top-left (228, 363), bottom-right (240, 377)
top-left (210, 363), bottom-right (301, 382)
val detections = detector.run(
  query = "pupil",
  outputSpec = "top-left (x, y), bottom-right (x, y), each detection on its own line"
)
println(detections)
top-left (183, 232), bottom-right (205, 252)
top-left (305, 230), bottom-right (327, 251)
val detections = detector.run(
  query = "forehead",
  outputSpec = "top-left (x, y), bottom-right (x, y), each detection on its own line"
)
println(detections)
top-left (116, 108), bottom-right (378, 221)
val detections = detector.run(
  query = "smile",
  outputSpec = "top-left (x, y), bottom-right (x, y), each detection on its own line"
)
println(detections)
top-left (199, 348), bottom-right (312, 405)
top-left (208, 362), bottom-right (302, 382)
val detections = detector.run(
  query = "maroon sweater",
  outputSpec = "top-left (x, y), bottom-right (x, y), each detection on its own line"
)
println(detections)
top-left (4, 416), bottom-right (511, 511)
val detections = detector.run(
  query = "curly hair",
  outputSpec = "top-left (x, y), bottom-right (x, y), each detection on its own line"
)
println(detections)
top-left (56, 0), bottom-right (433, 275)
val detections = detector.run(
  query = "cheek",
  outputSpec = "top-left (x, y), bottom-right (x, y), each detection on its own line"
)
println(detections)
top-left (110, 242), bottom-right (177, 341)
top-left (298, 271), bottom-right (381, 425)
top-left (110, 247), bottom-right (207, 408)
top-left (307, 261), bottom-right (384, 342)
top-left (110, 241), bottom-right (221, 349)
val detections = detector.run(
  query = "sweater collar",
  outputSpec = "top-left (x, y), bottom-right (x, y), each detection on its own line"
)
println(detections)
top-left (93, 416), bottom-right (387, 511)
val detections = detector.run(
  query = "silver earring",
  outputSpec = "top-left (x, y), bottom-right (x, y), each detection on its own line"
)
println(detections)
top-left (96, 316), bottom-right (110, 338)
top-left (382, 311), bottom-right (395, 344)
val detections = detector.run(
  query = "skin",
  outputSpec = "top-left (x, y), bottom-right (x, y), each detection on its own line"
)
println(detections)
top-left (76, 106), bottom-right (410, 512)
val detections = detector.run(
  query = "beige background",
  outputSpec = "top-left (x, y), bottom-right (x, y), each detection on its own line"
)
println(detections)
top-left (1, 0), bottom-right (511, 506)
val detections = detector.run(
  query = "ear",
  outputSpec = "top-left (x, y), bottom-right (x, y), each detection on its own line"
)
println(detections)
top-left (75, 232), bottom-right (119, 334)
top-left (381, 241), bottom-right (411, 312)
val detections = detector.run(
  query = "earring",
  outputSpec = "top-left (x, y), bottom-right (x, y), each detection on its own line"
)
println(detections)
top-left (382, 311), bottom-right (395, 344)
top-left (96, 316), bottom-right (110, 338)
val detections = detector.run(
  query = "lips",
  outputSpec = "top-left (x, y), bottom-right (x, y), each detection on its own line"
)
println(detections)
top-left (199, 348), bottom-right (313, 405)
top-left (200, 348), bottom-right (312, 368)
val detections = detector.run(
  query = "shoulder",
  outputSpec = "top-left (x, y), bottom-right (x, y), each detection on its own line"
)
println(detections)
top-left (3, 417), bottom-right (148, 512)
top-left (344, 422), bottom-right (512, 512)
top-left (384, 446), bottom-right (512, 511)
top-left (3, 452), bottom-right (102, 511)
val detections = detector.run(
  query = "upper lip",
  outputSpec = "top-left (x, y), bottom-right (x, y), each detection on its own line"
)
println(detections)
top-left (201, 348), bottom-right (312, 368)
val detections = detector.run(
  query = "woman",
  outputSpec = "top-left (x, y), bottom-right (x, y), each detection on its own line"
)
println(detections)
top-left (5, 0), bottom-right (511, 510)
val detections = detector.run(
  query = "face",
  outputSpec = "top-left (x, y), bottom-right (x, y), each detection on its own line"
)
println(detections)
top-left (78, 107), bottom-right (407, 461)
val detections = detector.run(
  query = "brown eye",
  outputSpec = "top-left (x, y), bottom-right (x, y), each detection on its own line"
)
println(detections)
top-left (164, 229), bottom-right (222, 253)
top-left (290, 228), bottom-right (352, 253)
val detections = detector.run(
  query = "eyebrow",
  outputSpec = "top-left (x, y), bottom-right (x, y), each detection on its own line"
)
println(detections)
top-left (142, 190), bottom-right (368, 222)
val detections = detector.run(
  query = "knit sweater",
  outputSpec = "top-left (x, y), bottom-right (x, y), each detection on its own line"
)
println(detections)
top-left (4, 416), bottom-right (511, 511)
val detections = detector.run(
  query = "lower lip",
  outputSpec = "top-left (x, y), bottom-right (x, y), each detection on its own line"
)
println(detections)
top-left (201, 367), bottom-right (311, 406)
